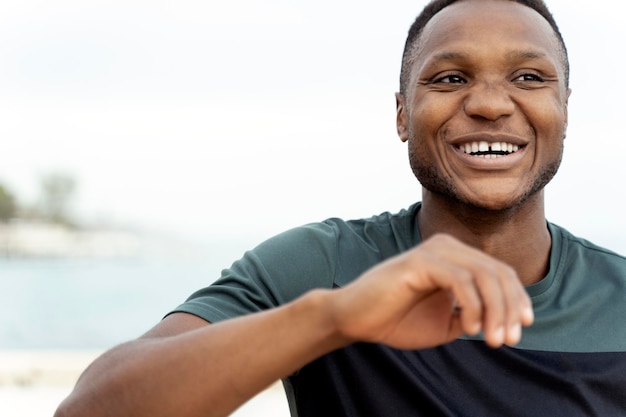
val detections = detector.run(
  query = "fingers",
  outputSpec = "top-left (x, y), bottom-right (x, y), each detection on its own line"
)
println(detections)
top-left (332, 233), bottom-right (535, 351)
top-left (415, 234), bottom-right (534, 348)
top-left (465, 262), bottom-right (531, 347)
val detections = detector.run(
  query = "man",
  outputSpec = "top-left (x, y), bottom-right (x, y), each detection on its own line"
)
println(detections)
top-left (55, 0), bottom-right (626, 416)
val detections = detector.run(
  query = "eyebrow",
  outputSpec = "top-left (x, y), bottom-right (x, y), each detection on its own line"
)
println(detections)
top-left (506, 50), bottom-right (548, 61)
top-left (429, 49), bottom-right (549, 63)
top-left (429, 51), bottom-right (468, 62)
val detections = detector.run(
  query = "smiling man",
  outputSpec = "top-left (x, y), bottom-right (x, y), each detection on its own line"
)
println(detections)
top-left (56, 1), bottom-right (626, 416)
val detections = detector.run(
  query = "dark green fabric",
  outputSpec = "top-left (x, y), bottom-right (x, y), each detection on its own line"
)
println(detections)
top-left (172, 202), bottom-right (626, 352)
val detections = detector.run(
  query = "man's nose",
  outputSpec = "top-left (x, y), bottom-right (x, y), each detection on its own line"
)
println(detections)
top-left (463, 81), bottom-right (515, 121)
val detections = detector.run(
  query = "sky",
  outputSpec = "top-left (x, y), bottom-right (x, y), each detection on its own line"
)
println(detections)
top-left (0, 0), bottom-right (624, 251)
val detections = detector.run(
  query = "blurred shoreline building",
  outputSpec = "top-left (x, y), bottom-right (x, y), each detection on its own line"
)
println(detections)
top-left (0, 221), bottom-right (141, 259)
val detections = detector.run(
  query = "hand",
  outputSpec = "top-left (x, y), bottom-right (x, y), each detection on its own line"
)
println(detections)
top-left (329, 233), bottom-right (534, 349)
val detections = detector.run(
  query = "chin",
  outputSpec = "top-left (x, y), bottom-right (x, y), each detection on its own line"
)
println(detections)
top-left (457, 186), bottom-right (546, 214)
top-left (415, 164), bottom-right (553, 213)
top-left (424, 181), bottom-right (544, 214)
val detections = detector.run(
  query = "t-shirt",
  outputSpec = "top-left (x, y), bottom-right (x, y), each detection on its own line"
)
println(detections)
top-left (171, 203), bottom-right (626, 416)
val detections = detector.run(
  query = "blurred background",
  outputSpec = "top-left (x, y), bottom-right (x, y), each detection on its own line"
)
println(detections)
top-left (0, 0), bottom-right (624, 415)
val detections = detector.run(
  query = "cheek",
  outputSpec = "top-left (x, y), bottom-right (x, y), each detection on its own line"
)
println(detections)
top-left (533, 95), bottom-right (567, 128)
top-left (537, 110), bottom-right (567, 149)
top-left (409, 98), bottom-right (453, 139)
top-left (520, 96), bottom-right (567, 145)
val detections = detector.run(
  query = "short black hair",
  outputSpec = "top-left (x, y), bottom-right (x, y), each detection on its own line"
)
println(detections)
top-left (399, 0), bottom-right (569, 95)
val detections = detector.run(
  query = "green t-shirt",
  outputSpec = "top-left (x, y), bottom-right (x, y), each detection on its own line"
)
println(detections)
top-left (172, 203), bottom-right (626, 415)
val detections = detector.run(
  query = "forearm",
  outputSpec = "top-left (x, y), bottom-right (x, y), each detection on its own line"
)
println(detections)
top-left (55, 289), bottom-right (347, 417)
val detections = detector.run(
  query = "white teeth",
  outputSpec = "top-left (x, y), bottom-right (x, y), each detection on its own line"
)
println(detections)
top-left (458, 141), bottom-right (521, 156)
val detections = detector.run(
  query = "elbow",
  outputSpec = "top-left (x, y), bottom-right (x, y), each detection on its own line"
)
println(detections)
top-left (54, 397), bottom-right (73, 417)
top-left (54, 393), bottom-right (100, 417)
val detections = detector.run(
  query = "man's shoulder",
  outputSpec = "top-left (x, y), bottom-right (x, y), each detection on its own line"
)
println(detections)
top-left (263, 203), bottom-right (421, 252)
top-left (245, 203), bottom-right (421, 289)
top-left (328, 202), bottom-right (420, 240)
top-left (550, 223), bottom-right (626, 265)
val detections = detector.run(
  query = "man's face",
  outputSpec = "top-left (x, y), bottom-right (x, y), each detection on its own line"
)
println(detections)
top-left (396, 0), bottom-right (570, 211)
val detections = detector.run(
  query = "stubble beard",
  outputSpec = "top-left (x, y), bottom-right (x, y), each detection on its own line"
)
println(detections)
top-left (407, 132), bottom-right (564, 213)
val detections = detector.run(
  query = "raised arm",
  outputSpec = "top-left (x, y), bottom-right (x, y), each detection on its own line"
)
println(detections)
top-left (55, 233), bottom-right (533, 417)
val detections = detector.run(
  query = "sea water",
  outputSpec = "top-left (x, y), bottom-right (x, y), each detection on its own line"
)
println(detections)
top-left (0, 236), bottom-right (256, 350)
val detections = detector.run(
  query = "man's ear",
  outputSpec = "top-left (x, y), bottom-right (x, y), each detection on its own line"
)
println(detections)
top-left (395, 93), bottom-right (409, 143)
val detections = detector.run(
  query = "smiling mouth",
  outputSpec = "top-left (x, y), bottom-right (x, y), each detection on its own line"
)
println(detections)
top-left (456, 141), bottom-right (523, 159)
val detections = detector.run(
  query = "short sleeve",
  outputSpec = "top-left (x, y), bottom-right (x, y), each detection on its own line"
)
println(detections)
top-left (169, 221), bottom-right (340, 323)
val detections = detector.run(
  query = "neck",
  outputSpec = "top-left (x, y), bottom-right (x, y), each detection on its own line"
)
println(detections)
top-left (418, 190), bottom-right (551, 286)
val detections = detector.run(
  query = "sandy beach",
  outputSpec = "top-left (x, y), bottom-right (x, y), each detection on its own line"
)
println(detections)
top-left (0, 350), bottom-right (290, 416)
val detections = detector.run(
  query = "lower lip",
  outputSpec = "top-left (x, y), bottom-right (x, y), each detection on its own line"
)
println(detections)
top-left (453, 146), bottom-right (526, 170)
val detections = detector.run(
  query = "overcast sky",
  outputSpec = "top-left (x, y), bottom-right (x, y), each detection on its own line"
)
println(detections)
top-left (0, 0), bottom-right (624, 252)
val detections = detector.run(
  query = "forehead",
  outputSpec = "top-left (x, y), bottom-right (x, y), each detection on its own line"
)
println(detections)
top-left (414, 0), bottom-right (562, 72)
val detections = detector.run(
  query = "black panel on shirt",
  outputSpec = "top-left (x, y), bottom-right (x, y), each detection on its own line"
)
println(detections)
top-left (284, 340), bottom-right (626, 417)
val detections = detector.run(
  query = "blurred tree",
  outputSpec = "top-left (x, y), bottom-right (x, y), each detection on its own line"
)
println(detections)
top-left (0, 183), bottom-right (17, 222)
top-left (39, 173), bottom-right (77, 226)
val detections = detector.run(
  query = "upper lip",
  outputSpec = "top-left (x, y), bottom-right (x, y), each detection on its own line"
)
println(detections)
top-left (448, 132), bottom-right (528, 147)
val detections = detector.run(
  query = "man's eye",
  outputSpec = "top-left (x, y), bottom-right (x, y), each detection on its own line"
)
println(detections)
top-left (435, 74), bottom-right (466, 84)
top-left (515, 73), bottom-right (544, 82)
